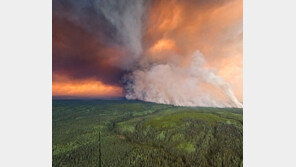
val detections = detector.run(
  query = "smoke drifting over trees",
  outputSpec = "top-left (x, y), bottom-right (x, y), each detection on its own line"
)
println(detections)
top-left (53, 0), bottom-right (243, 107)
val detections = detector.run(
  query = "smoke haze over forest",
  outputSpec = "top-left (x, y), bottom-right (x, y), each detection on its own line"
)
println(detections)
top-left (53, 0), bottom-right (243, 107)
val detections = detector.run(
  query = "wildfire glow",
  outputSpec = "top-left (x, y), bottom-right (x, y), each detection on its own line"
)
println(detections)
top-left (53, 0), bottom-right (242, 104)
top-left (52, 75), bottom-right (122, 97)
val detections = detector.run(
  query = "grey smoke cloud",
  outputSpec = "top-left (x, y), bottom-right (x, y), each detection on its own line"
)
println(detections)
top-left (95, 0), bottom-right (146, 68)
top-left (94, 0), bottom-right (242, 108)
top-left (53, 0), bottom-right (242, 108)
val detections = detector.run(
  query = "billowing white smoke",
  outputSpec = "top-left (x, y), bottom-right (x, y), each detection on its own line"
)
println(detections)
top-left (125, 51), bottom-right (242, 108)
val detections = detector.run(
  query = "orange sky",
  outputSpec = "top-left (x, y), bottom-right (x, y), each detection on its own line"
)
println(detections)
top-left (52, 74), bottom-right (122, 98)
top-left (142, 0), bottom-right (243, 101)
top-left (53, 0), bottom-right (242, 101)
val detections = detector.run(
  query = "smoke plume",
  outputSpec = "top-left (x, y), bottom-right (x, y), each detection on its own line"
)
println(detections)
top-left (53, 0), bottom-right (243, 108)
top-left (124, 51), bottom-right (242, 108)
top-left (95, 0), bottom-right (146, 68)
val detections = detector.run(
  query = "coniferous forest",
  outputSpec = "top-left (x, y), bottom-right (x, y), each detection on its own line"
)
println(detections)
top-left (53, 99), bottom-right (243, 167)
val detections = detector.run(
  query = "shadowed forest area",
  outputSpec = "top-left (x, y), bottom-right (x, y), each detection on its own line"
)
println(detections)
top-left (53, 99), bottom-right (243, 167)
